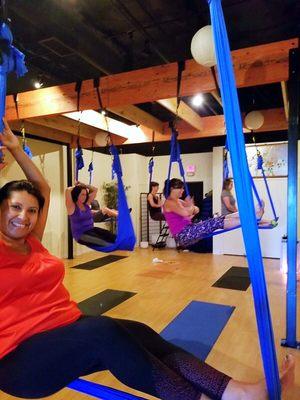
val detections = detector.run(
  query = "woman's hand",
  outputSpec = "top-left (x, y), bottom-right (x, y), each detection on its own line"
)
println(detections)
top-left (0, 119), bottom-right (20, 151)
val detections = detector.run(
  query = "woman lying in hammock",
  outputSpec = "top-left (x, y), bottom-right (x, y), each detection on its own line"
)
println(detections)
top-left (0, 122), bottom-right (295, 400)
top-left (163, 178), bottom-right (267, 248)
top-left (65, 182), bottom-right (116, 247)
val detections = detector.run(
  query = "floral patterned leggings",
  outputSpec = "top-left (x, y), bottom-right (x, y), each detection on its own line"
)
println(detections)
top-left (175, 215), bottom-right (226, 247)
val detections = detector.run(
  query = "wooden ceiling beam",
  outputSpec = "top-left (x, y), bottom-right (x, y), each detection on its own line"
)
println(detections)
top-left (157, 98), bottom-right (203, 131)
top-left (28, 115), bottom-right (103, 139)
top-left (108, 105), bottom-right (165, 134)
top-left (280, 81), bottom-right (289, 121)
top-left (122, 108), bottom-right (287, 144)
top-left (5, 39), bottom-right (297, 121)
top-left (18, 116), bottom-right (127, 147)
top-left (9, 120), bottom-right (73, 144)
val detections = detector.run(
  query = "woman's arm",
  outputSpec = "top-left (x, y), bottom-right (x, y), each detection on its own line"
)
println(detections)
top-left (65, 186), bottom-right (76, 216)
top-left (76, 181), bottom-right (98, 205)
top-left (147, 193), bottom-right (162, 208)
top-left (0, 120), bottom-right (51, 241)
top-left (164, 198), bottom-right (194, 217)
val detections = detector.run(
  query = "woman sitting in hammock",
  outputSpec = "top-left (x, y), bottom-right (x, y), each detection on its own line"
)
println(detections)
top-left (0, 122), bottom-right (295, 400)
top-left (147, 181), bottom-right (165, 221)
top-left (163, 178), bottom-right (265, 248)
top-left (65, 182), bottom-right (116, 247)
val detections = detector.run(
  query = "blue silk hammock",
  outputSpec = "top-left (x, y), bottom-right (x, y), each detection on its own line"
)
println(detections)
top-left (148, 131), bottom-right (156, 191)
top-left (78, 144), bottom-right (136, 253)
top-left (165, 127), bottom-right (190, 198)
top-left (75, 138), bottom-right (84, 181)
top-left (0, 22), bottom-right (27, 163)
top-left (223, 139), bottom-right (278, 231)
top-left (209, 1), bottom-right (281, 398)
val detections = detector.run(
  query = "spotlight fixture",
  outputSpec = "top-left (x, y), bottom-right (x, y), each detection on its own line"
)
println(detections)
top-left (101, 109), bottom-right (106, 116)
top-left (33, 77), bottom-right (43, 89)
top-left (192, 94), bottom-right (204, 107)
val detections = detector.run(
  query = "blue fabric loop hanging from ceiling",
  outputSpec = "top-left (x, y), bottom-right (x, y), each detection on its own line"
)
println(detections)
top-left (0, 22), bottom-right (27, 163)
top-left (83, 144), bottom-right (136, 253)
top-left (224, 139), bottom-right (278, 229)
top-left (165, 128), bottom-right (190, 198)
top-left (208, 0), bottom-right (281, 398)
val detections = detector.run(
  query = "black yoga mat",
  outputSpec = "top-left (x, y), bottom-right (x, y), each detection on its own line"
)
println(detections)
top-left (212, 266), bottom-right (251, 291)
top-left (78, 289), bottom-right (136, 316)
top-left (73, 255), bottom-right (127, 270)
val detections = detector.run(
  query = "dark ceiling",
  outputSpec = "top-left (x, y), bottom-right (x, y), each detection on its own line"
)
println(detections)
top-left (5, 0), bottom-right (300, 154)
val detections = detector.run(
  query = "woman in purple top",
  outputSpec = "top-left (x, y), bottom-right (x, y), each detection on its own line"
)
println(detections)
top-left (65, 182), bottom-right (116, 246)
top-left (163, 178), bottom-right (265, 248)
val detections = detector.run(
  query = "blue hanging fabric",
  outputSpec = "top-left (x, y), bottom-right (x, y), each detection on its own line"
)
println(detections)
top-left (82, 144), bottom-right (136, 253)
top-left (165, 128), bottom-right (190, 197)
top-left (223, 147), bottom-right (229, 180)
top-left (21, 126), bottom-right (33, 158)
top-left (88, 161), bottom-right (94, 185)
top-left (0, 22), bottom-right (27, 163)
top-left (148, 156), bottom-right (154, 190)
top-left (75, 141), bottom-right (84, 181)
top-left (257, 152), bottom-right (278, 223)
top-left (68, 378), bottom-right (147, 400)
top-left (208, 1), bottom-right (281, 398)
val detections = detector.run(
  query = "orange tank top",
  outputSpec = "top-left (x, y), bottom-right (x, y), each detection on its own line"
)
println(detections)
top-left (0, 235), bottom-right (82, 359)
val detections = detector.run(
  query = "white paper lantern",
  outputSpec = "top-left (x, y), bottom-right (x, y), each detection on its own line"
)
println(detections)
top-left (191, 25), bottom-right (216, 67)
top-left (244, 111), bottom-right (264, 130)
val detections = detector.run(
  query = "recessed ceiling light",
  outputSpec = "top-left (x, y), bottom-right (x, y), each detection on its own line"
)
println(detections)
top-left (33, 80), bottom-right (43, 89)
top-left (192, 94), bottom-right (204, 107)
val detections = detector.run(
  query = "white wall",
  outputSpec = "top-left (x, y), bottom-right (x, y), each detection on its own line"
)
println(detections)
top-left (147, 152), bottom-right (213, 197)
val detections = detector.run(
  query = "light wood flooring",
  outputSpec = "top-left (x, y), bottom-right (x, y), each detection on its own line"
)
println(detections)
top-left (1, 248), bottom-right (300, 400)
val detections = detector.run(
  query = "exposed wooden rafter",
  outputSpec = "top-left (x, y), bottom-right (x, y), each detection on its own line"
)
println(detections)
top-left (122, 107), bottom-right (287, 144)
top-left (157, 98), bottom-right (203, 131)
top-left (5, 39), bottom-right (297, 123)
top-left (108, 105), bottom-right (165, 134)
top-left (280, 81), bottom-right (289, 121)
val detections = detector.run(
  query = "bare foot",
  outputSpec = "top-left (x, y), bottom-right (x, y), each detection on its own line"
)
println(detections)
top-left (255, 200), bottom-right (265, 220)
top-left (221, 355), bottom-right (295, 400)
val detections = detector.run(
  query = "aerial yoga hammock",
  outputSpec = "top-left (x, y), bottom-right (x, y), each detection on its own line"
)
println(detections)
top-left (70, 142), bottom-right (136, 253)
top-left (223, 138), bottom-right (279, 230)
top-left (208, 0), bottom-right (281, 397)
top-left (71, 79), bottom-right (136, 253)
top-left (0, 20), bottom-right (27, 165)
top-left (147, 130), bottom-right (165, 222)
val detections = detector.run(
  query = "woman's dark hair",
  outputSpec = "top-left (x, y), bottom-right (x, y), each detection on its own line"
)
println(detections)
top-left (0, 180), bottom-right (45, 210)
top-left (222, 178), bottom-right (233, 191)
top-left (71, 185), bottom-right (89, 204)
top-left (163, 178), bottom-right (184, 197)
top-left (149, 181), bottom-right (159, 192)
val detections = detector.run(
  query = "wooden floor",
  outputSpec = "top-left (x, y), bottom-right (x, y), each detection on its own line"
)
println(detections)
top-left (1, 248), bottom-right (300, 400)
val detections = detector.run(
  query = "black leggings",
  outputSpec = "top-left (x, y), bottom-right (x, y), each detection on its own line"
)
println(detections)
top-left (0, 316), bottom-right (231, 400)
top-left (78, 227), bottom-right (117, 247)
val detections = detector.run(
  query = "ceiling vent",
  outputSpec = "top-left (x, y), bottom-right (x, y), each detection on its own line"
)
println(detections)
top-left (39, 37), bottom-right (75, 57)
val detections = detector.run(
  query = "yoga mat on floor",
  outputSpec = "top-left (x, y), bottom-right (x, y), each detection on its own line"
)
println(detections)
top-left (73, 255), bottom-right (127, 270)
top-left (78, 289), bottom-right (136, 316)
top-left (212, 266), bottom-right (250, 291)
top-left (161, 301), bottom-right (235, 360)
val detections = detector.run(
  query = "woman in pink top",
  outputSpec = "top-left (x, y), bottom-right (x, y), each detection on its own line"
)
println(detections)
top-left (0, 123), bottom-right (294, 400)
top-left (163, 178), bottom-right (265, 247)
